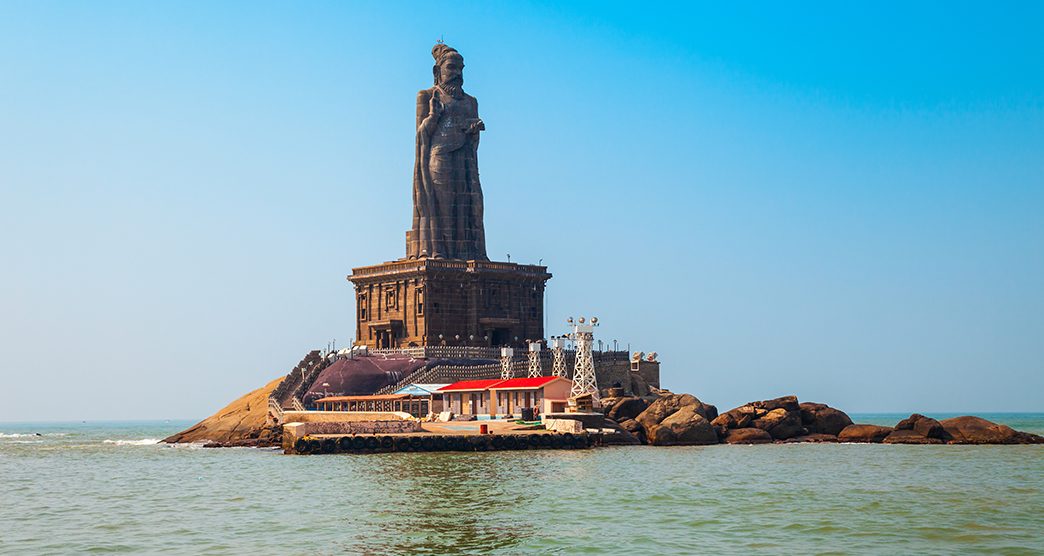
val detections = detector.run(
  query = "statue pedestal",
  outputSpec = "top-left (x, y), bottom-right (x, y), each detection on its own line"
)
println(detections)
top-left (348, 259), bottom-right (551, 350)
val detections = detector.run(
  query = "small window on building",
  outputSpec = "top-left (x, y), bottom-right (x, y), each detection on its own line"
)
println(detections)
top-left (416, 288), bottom-right (424, 315)
top-left (358, 295), bottom-right (367, 320)
top-left (433, 302), bottom-right (440, 314)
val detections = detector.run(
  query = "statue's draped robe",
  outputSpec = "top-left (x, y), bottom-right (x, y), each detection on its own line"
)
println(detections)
top-left (409, 87), bottom-right (487, 260)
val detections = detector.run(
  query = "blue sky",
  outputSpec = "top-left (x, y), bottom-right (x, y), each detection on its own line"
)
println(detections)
top-left (1, 2), bottom-right (1042, 420)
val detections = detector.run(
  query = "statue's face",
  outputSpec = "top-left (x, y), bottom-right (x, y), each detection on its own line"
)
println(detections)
top-left (439, 54), bottom-right (464, 84)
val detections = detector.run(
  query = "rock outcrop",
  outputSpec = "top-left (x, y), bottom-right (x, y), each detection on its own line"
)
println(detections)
top-left (645, 405), bottom-right (718, 446)
top-left (838, 424), bottom-right (893, 443)
top-left (632, 393), bottom-right (718, 446)
top-left (941, 416), bottom-right (1044, 445)
top-left (883, 429), bottom-right (945, 444)
top-left (752, 407), bottom-right (805, 440)
top-left (882, 413), bottom-right (952, 444)
top-left (723, 427), bottom-right (773, 444)
top-left (607, 397), bottom-right (649, 423)
top-left (799, 402), bottom-right (853, 436)
top-left (712, 395), bottom-right (807, 441)
top-left (163, 376), bottom-right (283, 447)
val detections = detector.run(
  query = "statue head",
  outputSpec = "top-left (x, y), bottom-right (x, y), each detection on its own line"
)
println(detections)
top-left (432, 43), bottom-right (464, 90)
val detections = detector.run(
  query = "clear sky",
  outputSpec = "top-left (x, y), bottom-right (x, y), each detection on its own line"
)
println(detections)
top-left (1, 2), bottom-right (1042, 421)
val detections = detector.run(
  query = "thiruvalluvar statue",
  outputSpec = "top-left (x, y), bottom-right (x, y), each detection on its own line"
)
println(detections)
top-left (407, 43), bottom-right (487, 261)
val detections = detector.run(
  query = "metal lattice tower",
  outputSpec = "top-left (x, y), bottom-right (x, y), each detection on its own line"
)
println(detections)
top-left (527, 341), bottom-right (543, 377)
top-left (500, 347), bottom-right (515, 380)
top-left (550, 337), bottom-right (567, 377)
top-left (568, 317), bottom-right (599, 400)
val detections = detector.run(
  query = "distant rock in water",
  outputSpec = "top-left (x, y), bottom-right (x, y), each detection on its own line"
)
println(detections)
top-left (882, 414), bottom-right (952, 444)
top-left (941, 416), bottom-right (1044, 445)
top-left (712, 396), bottom-right (845, 442)
top-left (163, 377), bottom-right (283, 447)
top-left (838, 424), bottom-right (893, 443)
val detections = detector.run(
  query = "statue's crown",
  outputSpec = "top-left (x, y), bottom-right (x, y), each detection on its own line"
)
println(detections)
top-left (432, 43), bottom-right (459, 62)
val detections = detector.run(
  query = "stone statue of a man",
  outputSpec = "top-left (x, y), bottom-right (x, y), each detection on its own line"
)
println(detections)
top-left (407, 43), bottom-right (487, 261)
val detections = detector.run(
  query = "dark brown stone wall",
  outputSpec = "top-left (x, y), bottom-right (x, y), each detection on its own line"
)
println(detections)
top-left (348, 259), bottom-right (550, 349)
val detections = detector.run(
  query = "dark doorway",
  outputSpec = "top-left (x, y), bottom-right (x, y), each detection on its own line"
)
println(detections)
top-left (491, 328), bottom-right (511, 346)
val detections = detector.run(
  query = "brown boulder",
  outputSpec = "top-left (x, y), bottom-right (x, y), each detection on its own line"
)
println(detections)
top-left (751, 408), bottom-right (806, 440)
top-left (635, 393), bottom-right (717, 431)
top-left (645, 405), bottom-right (718, 446)
top-left (883, 429), bottom-right (944, 444)
top-left (799, 402), bottom-right (854, 436)
top-left (894, 413), bottom-right (951, 441)
top-left (711, 406), bottom-right (755, 430)
top-left (783, 433), bottom-right (839, 443)
top-left (163, 376), bottom-right (283, 446)
top-left (838, 424), bottom-right (893, 443)
top-left (752, 395), bottom-right (800, 413)
top-left (607, 397), bottom-right (649, 423)
top-left (723, 427), bottom-right (773, 444)
top-left (941, 416), bottom-right (1044, 445)
top-left (617, 419), bottom-right (646, 444)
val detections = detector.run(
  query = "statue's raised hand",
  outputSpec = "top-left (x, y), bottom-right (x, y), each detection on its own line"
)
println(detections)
top-left (428, 93), bottom-right (443, 117)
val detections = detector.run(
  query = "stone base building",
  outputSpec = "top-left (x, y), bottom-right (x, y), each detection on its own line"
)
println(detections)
top-left (349, 259), bottom-right (551, 349)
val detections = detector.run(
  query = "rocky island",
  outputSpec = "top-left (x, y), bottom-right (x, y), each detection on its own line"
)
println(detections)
top-left (165, 43), bottom-right (1041, 453)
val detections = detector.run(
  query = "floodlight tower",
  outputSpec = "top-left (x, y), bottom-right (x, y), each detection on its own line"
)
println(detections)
top-left (527, 341), bottom-right (543, 378)
top-left (550, 337), bottom-right (567, 377)
top-left (500, 347), bottom-right (515, 380)
top-left (568, 316), bottom-right (599, 400)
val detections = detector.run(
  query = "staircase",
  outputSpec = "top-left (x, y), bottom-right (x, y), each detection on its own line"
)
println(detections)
top-left (269, 350), bottom-right (329, 410)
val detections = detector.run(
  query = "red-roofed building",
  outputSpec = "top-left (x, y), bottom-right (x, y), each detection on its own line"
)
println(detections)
top-left (438, 376), bottom-right (571, 417)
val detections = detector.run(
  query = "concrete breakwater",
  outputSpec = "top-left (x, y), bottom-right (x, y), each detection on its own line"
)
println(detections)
top-left (288, 432), bottom-right (595, 455)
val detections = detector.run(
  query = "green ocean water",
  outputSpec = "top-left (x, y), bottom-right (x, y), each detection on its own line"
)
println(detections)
top-left (1, 414), bottom-right (1042, 555)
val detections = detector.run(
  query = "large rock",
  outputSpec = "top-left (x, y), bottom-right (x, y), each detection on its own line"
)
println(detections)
top-left (941, 416), bottom-right (1044, 445)
top-left (751, 408), bottom-right (806, 440)
top-left (635, 393), bottom-right (717, 431)
top-left (723, 427), bottom-right (773, 444)
top-left (711, 406), bottom-right (756, 430)
top-left (799, 402), bottom-right (854, 436)
top-left (894, 414), bottom-right (951, 441)
top-left (645, 405), bottom-right (718, 446)
top-left (883, 429), bottom-right (944, 444)
top-left (607, 397), bottom-right (649, 423)
top-left (838, 424), bottom-right (893, 443)
top-left (163, 376), bottom-right (283, 446)
top-left (618, 418), bottom-right (646, 443)
top-left (752, 395), bottom-right (800, 413)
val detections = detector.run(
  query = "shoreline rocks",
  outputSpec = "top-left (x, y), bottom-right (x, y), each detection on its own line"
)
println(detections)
top-left (163, 376), bottom-right (283, 447)
top-left (941, 415), bottom-right (1044, 445)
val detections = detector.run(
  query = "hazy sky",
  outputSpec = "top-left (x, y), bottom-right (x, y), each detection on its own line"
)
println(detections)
top-left (2, 2), bottom-right (1042, 421)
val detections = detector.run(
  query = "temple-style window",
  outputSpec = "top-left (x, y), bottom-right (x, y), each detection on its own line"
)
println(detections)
top-left (358, 294), bottom-right (367, 320)
top-left (416, 288), bottom-right (424, 315)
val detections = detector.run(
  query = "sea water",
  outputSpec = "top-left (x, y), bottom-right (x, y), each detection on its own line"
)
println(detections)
top-left (1, 415), bottom-right (1041, 555)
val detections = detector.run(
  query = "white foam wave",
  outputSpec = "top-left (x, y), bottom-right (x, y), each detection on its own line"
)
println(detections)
top-left (0, 432), bottom-right (67, 438)
top-left (103, 438), bottom-right (161, 446)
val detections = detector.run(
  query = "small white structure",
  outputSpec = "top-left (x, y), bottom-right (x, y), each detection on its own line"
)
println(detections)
top-left (527, 341), bottom-right (543, 378)
top-left (550, 336), bottom-right (567, 377)
top-left (568, 316), bottom-right (599, 403)
top-left (500, 347), bottom-right (515, 380)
